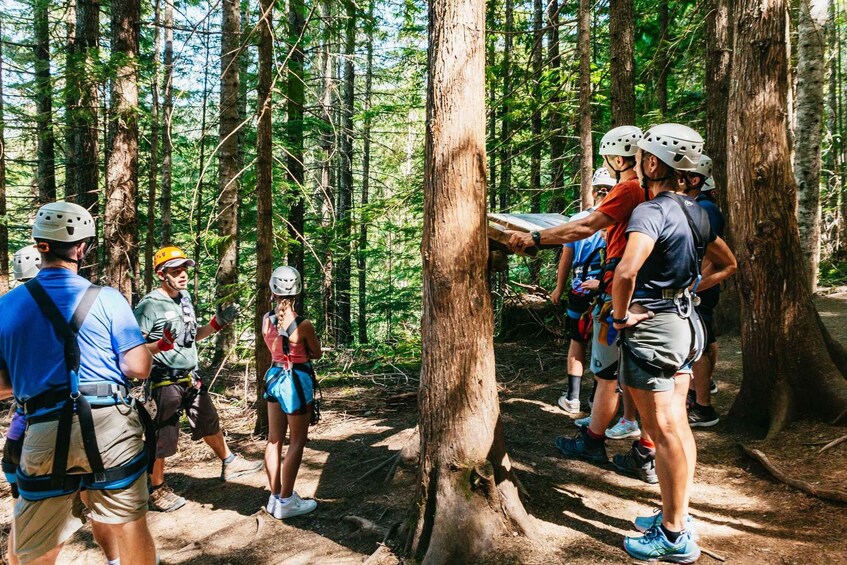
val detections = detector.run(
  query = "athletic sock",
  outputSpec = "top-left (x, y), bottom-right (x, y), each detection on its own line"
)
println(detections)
top-left (223, 453), bottom-right (236, 465)
top-left (661, 524), bottom-right (682, 543)
top-left (639, 438), bottom-right (656, 451)
top-left (567, 375), bottom-right (581, 401)
top-left (107, 559), bottom-right (120, 565)
top-left (585, 427), bottom-right (606, 444)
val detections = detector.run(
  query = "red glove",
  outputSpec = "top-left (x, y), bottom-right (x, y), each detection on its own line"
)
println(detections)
top-left (157, 321), bottom-right (177, 352)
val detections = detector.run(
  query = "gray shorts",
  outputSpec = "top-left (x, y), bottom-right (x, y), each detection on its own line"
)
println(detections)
top-left (620, 311), bottom-right (696, 392)
top-left (590, 300), bottom-right (619, 380)
top-left (152, 382), bottom-right (221, 458)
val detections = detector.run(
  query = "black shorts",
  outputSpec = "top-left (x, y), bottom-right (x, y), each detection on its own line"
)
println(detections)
top-left (152, 382), bottom-right (221, 459)
top-left (698, 306), bottom-right (717, 345)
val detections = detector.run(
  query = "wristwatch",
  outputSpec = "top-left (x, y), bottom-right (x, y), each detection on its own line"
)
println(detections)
top-left (531, 231), bottom-right (542, 246)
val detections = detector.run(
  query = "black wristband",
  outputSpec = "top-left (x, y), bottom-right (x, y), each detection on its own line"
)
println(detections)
top-left (612, 314), bottom-right (629, 325)
top-left (531, 231), bottom-right (541, 246)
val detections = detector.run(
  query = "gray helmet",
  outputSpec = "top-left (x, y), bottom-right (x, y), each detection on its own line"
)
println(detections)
top-left (592, 167), bottom-right (615, 188)
top-left (13, 245), bottom-right (41, 281)
top-left (269, 266), bottom-right (301, 296)
top-left (32, 201), bottom-right (96, 243)
top-left (637, 123), bottom-right (704, 172)
top-left (599, 126), bottom-right (643, 157)
top-left (695, 154), bottom-right (713, 178)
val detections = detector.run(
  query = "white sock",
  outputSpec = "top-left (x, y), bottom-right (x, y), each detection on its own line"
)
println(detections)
top-left (107, 559), bottom-right (120, 565)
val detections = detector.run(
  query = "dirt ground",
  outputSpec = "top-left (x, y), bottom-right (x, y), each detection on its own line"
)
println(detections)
top-left (2, 294), bottom-right (847, 564)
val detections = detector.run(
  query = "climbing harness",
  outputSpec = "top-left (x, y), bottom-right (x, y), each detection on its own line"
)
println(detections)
top-left (264, 315), bottom-right (322, 425)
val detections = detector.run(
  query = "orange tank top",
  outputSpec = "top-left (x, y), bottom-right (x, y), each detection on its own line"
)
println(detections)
top-left (262, 314), bottom-right (309, 365)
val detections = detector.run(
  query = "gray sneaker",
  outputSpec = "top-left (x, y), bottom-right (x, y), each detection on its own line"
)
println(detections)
top-left (149, 484), bottom-right (186, 512)
top-left (273, 492), bottom-right (317, 519)
top-left (557, 393), bottom-right (581, 414)
top-left (612, 441), bottom-right (658, 484)
top-left (221, 454), bottom-right (264, 481)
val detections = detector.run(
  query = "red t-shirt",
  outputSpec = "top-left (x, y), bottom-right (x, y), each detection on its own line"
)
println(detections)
top-left (596, 179), bottom-right (647, 260)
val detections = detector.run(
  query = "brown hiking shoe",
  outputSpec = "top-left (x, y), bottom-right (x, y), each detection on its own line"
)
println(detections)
top-left (221, 454), bottom-right (264, 481)
top-left (149, 484), bottom-right (187, 512)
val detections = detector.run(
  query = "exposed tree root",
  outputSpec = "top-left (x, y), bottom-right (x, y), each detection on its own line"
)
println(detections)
top-left (353, 454), bottom-right (398, 484)
top-left (817, 310), bottom-right (847, 379)
top-left (819, 434), bottom-right (847, 454)
top-left (741, 444), bottom-right (847, 504)
top-left (363, 543), bottom-right (399, 565)
top-left (343, 515), bottom-right (388, 538)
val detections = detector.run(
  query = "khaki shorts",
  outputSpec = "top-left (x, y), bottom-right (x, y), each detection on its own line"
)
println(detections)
top-left (620, 311), bottom-right (695, 392)
top-left (14, 405), bottom-right (149, 562)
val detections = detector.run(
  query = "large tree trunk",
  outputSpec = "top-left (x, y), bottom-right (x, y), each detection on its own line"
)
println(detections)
top-left (254, 0), bottom-right (273, 435)
top-left (145, 0), bottom-right (161, 294)
top-left (706, 0), bottom-right (740, 333)
top-left (34, 0), bottom-right (56, 203)
top-left (68, 0), bottom-right (100, 214)
top-left (406, 0), bottom-right (538, 560)
top-left (656, 0), bottom-right (670, 115)
top-left (105, 0), bottom-right (140, 301)
top-left (336, 0), bottom-right (355, 346)
top-left (609, 0), bottom-right (635, 125)
top-left (161, 0), bottom-right (174, 245)
top-left (794, 0), bottom-right (828, 292)
top-left (486, 1), bottom-right (496, 213)
top-left (828, 0), bottom-right (844, 255)
top-left (286, 0), bottom-right (306, 312)
top-left (547, 0), bottom-right (565, 212)
top-left (499, 0), bottom-right (513, 212)
top-left (318, 0), bottom-right (335, 341)
top-left (0, 19), bottom-right (8, 295)
top-left (193, 21), bottom-right (211, 303)
top-left (65, 1), bottom-right (76, 195)
top-left (529, 0), bottom-right (543, 284)
top-left (727, 0), bottom-right (847, 438)
top-left (358, 0), bottom-right (374, 345)
top-left (578, 0), bottom-right (593, 211)
top-left (215, 0), bottom-right (241, 362)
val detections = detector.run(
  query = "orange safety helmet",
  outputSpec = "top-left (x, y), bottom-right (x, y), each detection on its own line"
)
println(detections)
top-left (154, 246), bottom-right (196, 272)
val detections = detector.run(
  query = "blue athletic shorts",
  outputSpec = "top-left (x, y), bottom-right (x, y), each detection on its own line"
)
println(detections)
top-left (264, 363), bottom-right (315, 415)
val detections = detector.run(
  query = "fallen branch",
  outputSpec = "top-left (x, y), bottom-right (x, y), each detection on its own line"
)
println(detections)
top-left (819, 434), bottom-right (847, 454)
top-left (353, 453), bottom-right (398, 484)
top-left (343, 515), bottom-right (388, 538)
top-left (741, 444), bottom-right (847, 504)
top-left (700, 547), bottom-right (727, 562)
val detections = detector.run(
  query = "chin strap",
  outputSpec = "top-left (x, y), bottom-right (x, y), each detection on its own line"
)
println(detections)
top-left (604, 155), bottom-right (634, 182)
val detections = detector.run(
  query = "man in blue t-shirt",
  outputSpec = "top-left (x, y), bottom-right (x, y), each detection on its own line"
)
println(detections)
top-left (681, 156), bottom-right (726, 427)
top-left (550, 168), bottom-right (610, 414)
top-left (0, 201), bottom-right (157, 564)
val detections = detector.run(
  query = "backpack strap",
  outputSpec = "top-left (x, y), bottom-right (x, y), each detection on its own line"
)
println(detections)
top-left (24, 280), bottom-right (105, 487)
top-left (664, 192), bottom-right (711, 289)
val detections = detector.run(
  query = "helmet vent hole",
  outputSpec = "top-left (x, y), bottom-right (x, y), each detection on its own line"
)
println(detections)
top-left (67, 227), bottom-right (75, 236)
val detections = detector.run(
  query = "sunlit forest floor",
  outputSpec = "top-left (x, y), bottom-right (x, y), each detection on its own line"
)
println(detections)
top-left (2, 294), bottom-right (847, 564)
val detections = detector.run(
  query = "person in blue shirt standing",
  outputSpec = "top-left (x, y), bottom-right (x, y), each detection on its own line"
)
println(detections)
top-left (0, 201), bottom-right (157, 564)
top-left (681, 156), bottom-right (725, 427)
top-left (551, 167), bottom-right (611, 413)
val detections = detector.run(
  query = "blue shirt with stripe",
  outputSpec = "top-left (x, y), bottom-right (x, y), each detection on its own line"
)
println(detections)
top-left (0, 268), bottom-right (146, 403)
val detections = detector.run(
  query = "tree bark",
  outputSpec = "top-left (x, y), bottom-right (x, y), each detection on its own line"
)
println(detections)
top-left (358, 0), bottom-right (374, 344)
top-left (406, 0), bottom-right (538, 560)
top-left (656, 0), bottom-right (670, 115)
top-left (609, 0), bottom-right (635, 126)
top-left (254, 0), bottom-right (273, 435)
top-left (794, 0), bottom-right (828, 292)
top-left (287, 0), bottom-right (306, 312)
top-left (193, 21), bottom-right (212, 303)
top-left (68, 0), bottom-right (100, 214)
top-left (105, 0), bottom-right (140, 302)
top-left (215, 0), bottom-right (242, 361)
top-left (727, 0), bottom-right (847, 437)
top-left (161, 0), bottom-right (174, 245)
top-left (529, 0), bottom-right (543, 284)
top-left (319, 0), bottom-right (335, 341)
top-left (336, 0), bottom-right (355, 346)
top-left (65, 0), bottom-right (76, 196)
top-left (578, 0), bottom-right (593, 211)
top-left (34, 0), bottom-right (56, 204)
top-left (547, 0), bottom-right (565, 211)
top-left (828, 0), bottom-right (844, 255)
top-left (145, 0), bottom-right (161, 294)
top-left (0, 19), bottom-right (8, 295)
top-left (486, 1), bottom-right (496, 213)
top-left (499, 0), bottom-right (513, 212)
top-left (705, 0), bottom-right (740, 333)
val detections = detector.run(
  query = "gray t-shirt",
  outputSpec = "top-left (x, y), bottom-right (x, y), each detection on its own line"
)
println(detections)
top-left (134, 289), bottom-right (198, 370)
top-left (625, 191), bottom-right (716, 313)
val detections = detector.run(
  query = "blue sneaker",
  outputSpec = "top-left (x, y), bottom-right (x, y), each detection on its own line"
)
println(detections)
top-left (574, 415), bottom-right (591, 428)
top-left (555, 428), bottom-right (608, 464)
top-left (624, 525), bottom-right (701, 563)
top-left (634, 509), bottom-right (699, 542)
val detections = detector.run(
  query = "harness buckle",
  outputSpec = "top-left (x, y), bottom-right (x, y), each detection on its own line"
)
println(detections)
top-left (70, 391), bottom-right (81, 401)
top-left (94, 472), bottom-right (107, 483)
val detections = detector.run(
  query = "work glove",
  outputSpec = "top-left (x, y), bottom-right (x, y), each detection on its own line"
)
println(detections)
top-left (210, 303), bottom-right (240, 331)
top-left (157, 321), bottom-right (177, 352)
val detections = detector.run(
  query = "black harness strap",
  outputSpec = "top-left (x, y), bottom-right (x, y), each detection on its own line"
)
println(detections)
top-left (25, 281), bottom-right (104, 488)
top-left (664, 192), bottom-right (711, 282)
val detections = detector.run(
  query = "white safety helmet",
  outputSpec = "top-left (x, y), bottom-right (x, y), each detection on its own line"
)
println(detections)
top-left (637, 123), bottom-right (704, 172)
top-left (592, 167), bottom-right (615, 188)
top-left (13, 245), bottom-right (41, 281)
top-left (702, 177), bottom-right (716, 192)
top-left (695, 154), bottom-right (713, 178)
top-left (599, 126), bottom-right (643, 157)
top-left (269, 266), bottom-right (301, 296)
top-left (32, 201), bottom-right (96, 243)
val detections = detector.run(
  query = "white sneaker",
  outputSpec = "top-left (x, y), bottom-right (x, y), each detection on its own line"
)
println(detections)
top-left (605, 418), bottom-right (641, 439)
top-left (273, 492), bottom-right (317, 519)
top-left (266, 494), bottom-right (279, 515)
top-left (557, 393), bottom-right (580, 414)
top-left (574, 416), bottom-right (591, 428)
